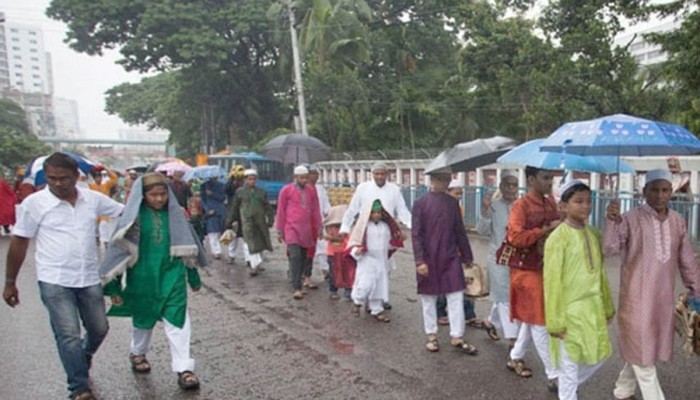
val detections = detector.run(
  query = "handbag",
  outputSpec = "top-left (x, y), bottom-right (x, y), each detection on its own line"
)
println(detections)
top-left (495, 237), bottom-right (544, 271)
top-left (674, 293), bottom-right (700, 356)
top-left (464, 263), bottom-right (489, 297)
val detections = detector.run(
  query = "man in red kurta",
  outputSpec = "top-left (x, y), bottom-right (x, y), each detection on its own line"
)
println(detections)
top-left (276, 165), bottom-right (322, 300)
top-left (605, 169), bottom-right (700, 400)
top-left (506, 166), bottom-right (561, 391)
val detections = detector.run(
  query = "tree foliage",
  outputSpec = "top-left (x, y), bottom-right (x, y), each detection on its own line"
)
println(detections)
top-left (48, 0), bottom-right (699, 156)
top-left (0, 99), bottom-right (51, 170)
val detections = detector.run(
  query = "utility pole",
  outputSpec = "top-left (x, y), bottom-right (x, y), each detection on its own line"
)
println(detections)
top-left (287, 0), bottom-right (308, 136)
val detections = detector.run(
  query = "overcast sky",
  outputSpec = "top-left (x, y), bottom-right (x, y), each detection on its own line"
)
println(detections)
top-left (1, 0), bottom-right (145, 138)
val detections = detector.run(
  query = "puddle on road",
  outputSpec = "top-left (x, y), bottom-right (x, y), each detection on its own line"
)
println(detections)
top-left (329, 337), bottom-right (354, 354)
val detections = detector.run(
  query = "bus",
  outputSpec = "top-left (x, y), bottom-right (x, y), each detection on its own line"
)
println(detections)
top-left (206, 152), bottom-right (288, 205)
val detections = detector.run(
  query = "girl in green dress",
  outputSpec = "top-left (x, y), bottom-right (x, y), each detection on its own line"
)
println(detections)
top-left (103, 172), bottom-right (203, 390)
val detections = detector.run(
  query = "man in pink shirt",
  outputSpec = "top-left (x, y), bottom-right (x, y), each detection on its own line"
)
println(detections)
top-left (276, 165), bottom-right (322, 299)
top-left (605, 168), bottom-right (699, 400)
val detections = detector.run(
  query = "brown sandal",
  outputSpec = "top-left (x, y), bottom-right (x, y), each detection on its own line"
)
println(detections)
top-left (374, 313), bottom-right (391, 323)
top-left (425, 336), bottom-right (439, 352)
top-left (451, 340), bottom-right (478, 355)
top-left (351, 303), bottom-right (362, 316)
top-left (130, 354), bottom-right (151, 373)
top-left (506, 358), bottom-right (533, 378)
top-left (71, 390), bottom-right (96, 400)
top-left (177, 370), bottom-right (200, 390)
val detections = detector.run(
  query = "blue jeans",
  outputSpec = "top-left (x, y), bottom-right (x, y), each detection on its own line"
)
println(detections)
top-left (437, 294), bottom-right (476, 320)
top-left (38, 281), bottom-right (109, 396)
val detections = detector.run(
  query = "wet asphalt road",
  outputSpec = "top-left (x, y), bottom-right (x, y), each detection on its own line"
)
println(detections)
top-left (2, 232), bottom-right (700, 400)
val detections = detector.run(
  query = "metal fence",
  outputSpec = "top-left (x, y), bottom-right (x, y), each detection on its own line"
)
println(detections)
top-left (398, 185), bottom-right (700, 244)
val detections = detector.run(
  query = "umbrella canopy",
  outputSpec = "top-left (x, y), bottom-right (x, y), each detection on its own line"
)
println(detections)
top-left (126, 165), bottom-right (148, 174)
top-left (25, 152), bottom-right (96, 186)
top-left (261, 133), bottom-right (330, 164)
top-left (540, 114), bottom-right (700, 156)
top-left (183, 165), bottom-right (227, 181)
top-left (425, 136), bottom-right (518, 173)
top-left (155, 161), bottom-right (192, 176)
top-left (497, 139), bottom-right (635, 174)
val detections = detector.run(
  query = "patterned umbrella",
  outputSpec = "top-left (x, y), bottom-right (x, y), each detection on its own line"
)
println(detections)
top-left (182, 165), bottom-right (227, 181)
top-left (25, 151), bottom-right (97, 186)
top-left (155, 161), bottom-right (192, 176)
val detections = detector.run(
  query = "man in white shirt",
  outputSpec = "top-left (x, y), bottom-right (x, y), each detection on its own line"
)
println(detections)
top-left (308, 165), bottom-right (331, 283)
top-left (340, 161), bottom-right (411, 308)
top-left (3, 152), bottom-right (124, 400)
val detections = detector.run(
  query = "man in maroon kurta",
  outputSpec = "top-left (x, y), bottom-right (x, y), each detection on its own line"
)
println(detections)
top-left (412, 172), bottom-right (476, 354)
top-left (605, 168), bottom-right (699, 400)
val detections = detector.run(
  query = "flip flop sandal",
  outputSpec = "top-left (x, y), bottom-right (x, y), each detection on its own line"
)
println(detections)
top-left (466, 320), bottom-right (486, 329)
top-left (451, 341), bottom-right (478, 355)
top-left (506, 358), bottom-right (533, 378)
top-left (351, 304), bottom-right (362, 316)
top-left (177, 371), bottom-right (200, 390)
top-left (425, 337), bottom-right (439, 352)
top-left (374, 313), bottom-right (391, 323)
top-left (130, 354), bottom-right (151, 373)
top-left (437, 317), bottom-right (450, 326)
top-left (485, 325), bottom-right (500, 341)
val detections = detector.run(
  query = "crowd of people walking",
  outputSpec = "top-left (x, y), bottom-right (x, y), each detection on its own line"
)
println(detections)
top-left (2, 152), bottom-right (700, 400)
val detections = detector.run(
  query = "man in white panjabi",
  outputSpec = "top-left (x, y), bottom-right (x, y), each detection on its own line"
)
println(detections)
top-left (308, 165), bottom-right (332, 280)
top-left (340, 161), bottom-right (411, 308)
top-left (475, 171), bottom-right (521, 346)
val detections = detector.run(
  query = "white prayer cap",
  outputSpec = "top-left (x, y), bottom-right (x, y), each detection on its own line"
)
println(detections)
top-left (645, 168), bottom-right (672, 186)
top-left (294, 165), bottom-right (309, 175)
top-left (448, 179), bottom-right (462, 190)
top-left (128, 169), bottom-right (137, 174)
top-left (501, 169), bottom-right (518, 179)
top-left (371, 161), bottom-right (388, 172)
top-left (559, 179), bottom-right (587, 200)
top-left (244, 169), bottom-right (257, 177)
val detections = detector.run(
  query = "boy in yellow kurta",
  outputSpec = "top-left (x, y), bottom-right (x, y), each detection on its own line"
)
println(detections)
top-left (544, 180), bottom-right (615, 400)
top-left (103, 172), bottom-right (204, 390)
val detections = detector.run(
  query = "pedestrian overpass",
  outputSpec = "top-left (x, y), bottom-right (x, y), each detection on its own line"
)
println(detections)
top-left (38, 137), bottom-right (167, 146)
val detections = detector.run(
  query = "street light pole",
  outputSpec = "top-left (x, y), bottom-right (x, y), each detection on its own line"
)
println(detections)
top-left (287, 0), bottom-right (308, 136)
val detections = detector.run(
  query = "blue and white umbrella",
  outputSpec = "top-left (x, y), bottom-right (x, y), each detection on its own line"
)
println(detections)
top-left (498, 139), bottom-right (635, 173)
top-left (539, 114), bottom-right (700, 156)
top-left (24, 152), bottom-right (97, 186)
top-left (183, 165), bottom-right (227, 181)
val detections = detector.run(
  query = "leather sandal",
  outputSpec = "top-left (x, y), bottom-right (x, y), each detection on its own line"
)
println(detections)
top-left (130, 354), bottom-right (151, 373)
top-left (506, 358), bottom-right (533, 378)
top-left (425, 336), bottom-right (439, 352)
top-left (177, 370), bottom-right (200, 390)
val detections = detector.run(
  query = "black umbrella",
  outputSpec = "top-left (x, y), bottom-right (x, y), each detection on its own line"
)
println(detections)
top-left (261, 133), bottom-right (330, 164)
top-left (425, 136), bottom-right (518, 173)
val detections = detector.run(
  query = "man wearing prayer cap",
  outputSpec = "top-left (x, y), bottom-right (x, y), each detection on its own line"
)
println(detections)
top-left (340, 160), bottom-right (412, 309)
top-left (476, 170), bottom-right (521, 347)
top-left (605, 168), bottom-right (700, 400)
top-left (225, 168), bottom-right (274, 276)
top-left (224, 166), bottom-right (247, 263)
top-left (276, 165), bottom-right (322, 299)
top-left (306, 164), bottom-right (331, 287)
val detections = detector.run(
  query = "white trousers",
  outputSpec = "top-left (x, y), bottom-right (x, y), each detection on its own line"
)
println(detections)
top-left (206, 233), bottom-right (222, 256)
top-left (510, 322), bottom-right (559, 380)
top-left (488, 302), bottom-right (520, 340)
top-left (227, 237), bottom-right (245, 258)
top-left (421, 291), bottom-right (465, 339)
top-left (315, 239), bottom-right (329, 271)
top-left (130, 313), bottom-right (195, 373)
top-left (557, 341), bottom-right (606, 400)
top-left (613, 362), bottom-right (665, 400)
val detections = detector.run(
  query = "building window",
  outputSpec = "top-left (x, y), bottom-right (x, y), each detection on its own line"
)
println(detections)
top-left (10, 28), bottom-right (18, 33)
top-left (34, 83), bottom-right (41, 87)
top-left (13, 55), bottom-right (21, 60)
top-left (12, 46), bottom-right (20, 51)
top-left (32, 74), bottom-right (40, 79)
top-left (15, 72), bottom-right (22, 77)
top-left (31, 65), bottom-right (39, 70)
top-left (11, 37), bottom-right (19, 42)
top-left (30, 48), bottom-right (38, 53)
top-left (31, 57), bottom-right (39, 61)
top-left (29, 39), bottom-right (38, 44)
top-left (14, 64), bottom-right (22, 68)
top-left (29, 31), bottom-right (37, 36)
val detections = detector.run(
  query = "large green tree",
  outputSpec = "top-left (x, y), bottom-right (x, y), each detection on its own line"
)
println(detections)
top-left (0, 99), bottom-right (50, 171)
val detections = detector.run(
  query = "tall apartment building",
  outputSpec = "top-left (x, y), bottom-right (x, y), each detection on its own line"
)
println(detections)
top-left (615, 16), bottom-right (680, 67)
top-left (0, 12), bottom-right (56, 136)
